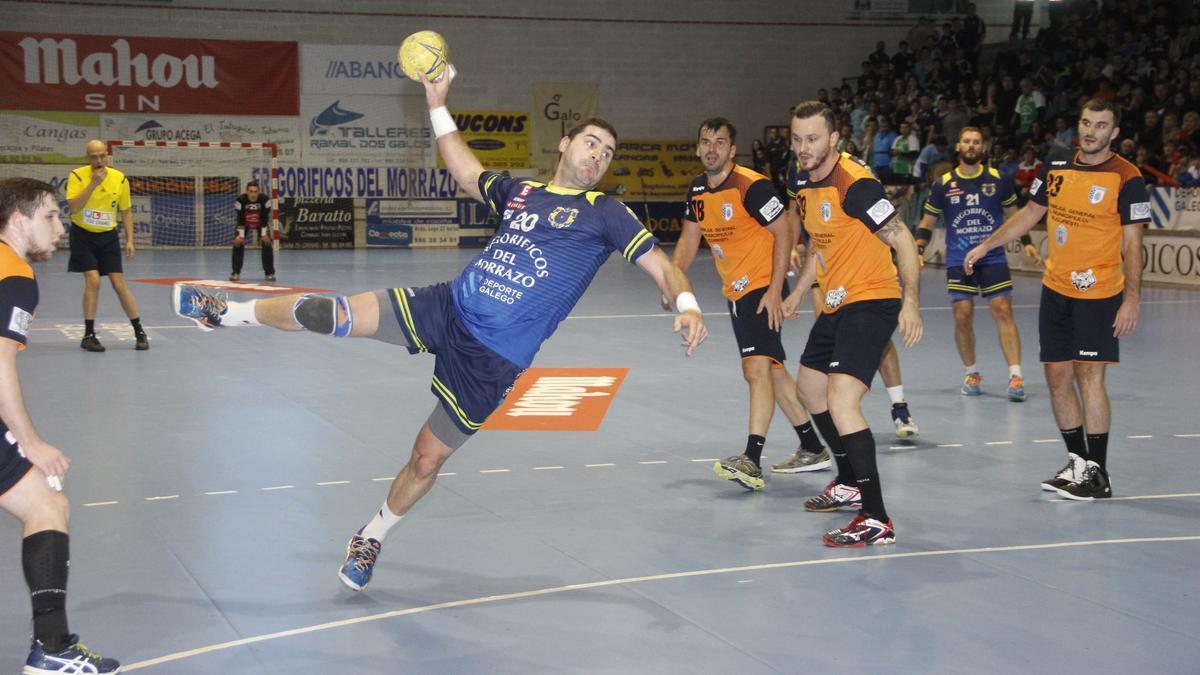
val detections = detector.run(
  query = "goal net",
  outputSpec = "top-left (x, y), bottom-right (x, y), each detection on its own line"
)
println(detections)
top-left (107, 140), bottom-right (279, 249)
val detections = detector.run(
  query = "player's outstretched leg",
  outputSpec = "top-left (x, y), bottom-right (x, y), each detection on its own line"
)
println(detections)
top-left (173, 283), bottom-right (381, 336)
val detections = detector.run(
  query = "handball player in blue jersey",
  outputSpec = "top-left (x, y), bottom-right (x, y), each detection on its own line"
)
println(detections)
top-left (915, 127), bottom-right (1040, 400)
top-left (174, 63), bottom-right (708, 591)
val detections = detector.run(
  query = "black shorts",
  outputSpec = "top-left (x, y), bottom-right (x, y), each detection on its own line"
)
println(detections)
top-left (800, 299), bottom-right (900, 387)
top-left (382, 283), bottom-right (524, 435)
top-left (947, 263), bottom-right (1013, 301)
top-left (1039, 285), bottom-right (1121, 364)
top-left (68, 226), bottom-right (123, 276)
top-left (0, 422), bottom-right (35, 498)
top-left (728, 283), bottom-right (788, 364)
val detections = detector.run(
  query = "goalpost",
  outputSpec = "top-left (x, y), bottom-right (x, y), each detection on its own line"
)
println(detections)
top-left (107, 140), bottom-right (280, 251)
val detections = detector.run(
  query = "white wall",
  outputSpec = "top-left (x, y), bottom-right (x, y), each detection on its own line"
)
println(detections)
top-left (3, 0), bottom-right (929, 140)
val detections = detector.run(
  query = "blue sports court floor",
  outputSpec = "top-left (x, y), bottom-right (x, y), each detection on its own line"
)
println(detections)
top-left (2, 247), bottom-right (1199, 673)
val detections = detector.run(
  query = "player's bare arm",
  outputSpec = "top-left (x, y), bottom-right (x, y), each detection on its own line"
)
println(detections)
top-left (876, 219), bottom-right (924, 348)
top-left (637, 246), bottom-right (708, 356)
top-left (964, 201), bottom-right (1047, 273)
top-left (418, 65), bottom-right (485, 203)
top-left (663, 219), bottom-right (702, 310)
top-left (1113, 222), bottom-right (1143, 337)
top-left (782, 246), bottom-right (816, 318)
top-left (760, 215), bottom-right (792, 331)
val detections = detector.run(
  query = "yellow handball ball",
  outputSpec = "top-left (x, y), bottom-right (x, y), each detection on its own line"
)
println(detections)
top-left (397, 30), bottom-right (450, 82)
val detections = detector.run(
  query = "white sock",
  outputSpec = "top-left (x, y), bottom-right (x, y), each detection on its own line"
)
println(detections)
top-left (359, 500), bottom-right (403, 542)
top-left (222, 300), bottom-right (260, 326)
top-left (964, 363), bottom-right (978, 375)
top-left (1009, 365), bottom-right (1022, 378)
top-left (886, 385), bottom-right (905, 405)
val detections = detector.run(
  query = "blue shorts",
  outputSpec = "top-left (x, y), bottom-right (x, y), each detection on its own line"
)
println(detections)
top-left (947, 262), bottom-right (1012, 302)
top-left (800, 299), bottom-right (900, 388)
top-left (382, 283), bottom-right (524, 435)
top-left (1039, 285), bottom-right (1121, 364)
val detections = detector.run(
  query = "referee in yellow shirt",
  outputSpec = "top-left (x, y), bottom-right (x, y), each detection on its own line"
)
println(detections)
top-left (65, 140), bottom-right (148, 351)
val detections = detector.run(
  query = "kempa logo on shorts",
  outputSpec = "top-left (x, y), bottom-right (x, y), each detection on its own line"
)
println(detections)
top-left (483, 368), bottom-right (629, 432)
top-left (829, 361), bottom-right (840, 367)
top-left (1079, 350), bottom-right (1099, 357)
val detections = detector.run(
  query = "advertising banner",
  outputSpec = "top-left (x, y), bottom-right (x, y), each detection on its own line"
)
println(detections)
top-left (278, 197), bottom-right (354, 249)
top-left (0, 111), bottom-right (98, 164)
top-left (301, 44), bottom-right (418, 96)
top-left (365, 198), bottom-right (495, 248)
top-left (443, 110), bottom-right (530, 170)
top-left (604, 139), bottom-right (701, 203)
top-left (0, 32), bottom-right (299, 115)
top-left (1150, 186), bottom-right (1200, 231)
top-left (301, 94), bottom-right (433, 167)
top-left (258, 165), bottom-right (459, 200)
top-left (101, 115), bottom-right (301, 165)
top-left (531, 82), bottom-right (597, 180)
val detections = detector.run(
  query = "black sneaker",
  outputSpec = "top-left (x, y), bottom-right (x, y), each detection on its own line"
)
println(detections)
top-left (1040, 453), bottom-right (1086, 492)
top-left (891, 402), bottom-right (919, 438)
top-left (80, 335), bottom-right (105, 352)
top-left (135, 333), bottom-right (149, 351)
top-left (265, 274), bottom-right (276, 281)
top-left (1056, 463), bottom-right (1111, 501)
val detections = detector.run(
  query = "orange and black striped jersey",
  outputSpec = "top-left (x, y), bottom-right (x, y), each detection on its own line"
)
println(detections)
top-left (788, 154), bottom-right (900, 313)
top-left (1030, 148), bottom-right (1150, 298)
top-left (0, 243), bottom-right (37, 351)
top-left (683, 165), bottom-right (785, 300)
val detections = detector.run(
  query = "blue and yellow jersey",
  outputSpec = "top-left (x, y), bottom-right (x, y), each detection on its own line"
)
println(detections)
top-left (0, 243), bottom-right (37, 352)
top-left (923, 165), bottom-right (1016, 268)
top-left (65, 165), bottom-right (131, 232)
top-left (452, 171), bottom-right (658, 367)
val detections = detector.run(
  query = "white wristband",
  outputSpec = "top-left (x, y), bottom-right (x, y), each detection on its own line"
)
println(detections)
top-left (675, 291), bottom-right (701, 314)
top-left (430, 106), bottom-right (457, 138)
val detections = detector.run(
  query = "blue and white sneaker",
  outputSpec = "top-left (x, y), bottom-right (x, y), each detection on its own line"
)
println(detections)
top-left (172, 283), bottom-right (227, 331)
top-left (338, 534), bottom-right (382, 592)
top-left (25, 634), bottom-right (121, 674)
top-left (961, 372), bottom-right (982, 396)
top-left (1007, 375), bottom-right (1026, 402)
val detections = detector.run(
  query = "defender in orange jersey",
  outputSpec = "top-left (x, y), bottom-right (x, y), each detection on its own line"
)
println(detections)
top-left (782, 102), bottom-right (923, 547)
top-left (965, 98), bottom-right (1150, 501)
top-left (670, 118), bottom-right (829, 491)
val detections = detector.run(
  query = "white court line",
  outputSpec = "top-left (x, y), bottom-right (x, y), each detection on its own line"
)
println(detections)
top-left (1128, 435), bottom-right (1153, 439)
top-left (639, 460), bottom-right (668, 465)
top-left (371, 477), bottom-right (392, 482)
top-left (479, 469), bottom-right (510, 474)
top-left (203, 490), bottom-right (237, 496)
top-left (316, 481), bottom-right (350, 486)
top-left (888, 445), bottom-right (911, 450)
top-left (83, 501), bottom-right (118, 507)
top-left (691, 458), bottom-right (718, 463)
top-left (937, 444), bottom-right (964, 448)
top-left (1176, 434), bottom-right (1200, 438)
top-left (436, 472), bottom-right (456, 477)
top-left (585, 463), bottom-right (616, 468)
top-left (260, 485), bottom-right (294, 491)
top-left (1032, 439), bottom-right (1060, 444)
top-left (533, 466), bottom-right (564, 471)
top-left (1050, 492), bottom-right (1200, 503)
top-left (144, 495), bottom-right (178, 501)
top-left (122, 534), bottom-right (1200, 672)
top-left (985, 441), bottom-right (1013, 446)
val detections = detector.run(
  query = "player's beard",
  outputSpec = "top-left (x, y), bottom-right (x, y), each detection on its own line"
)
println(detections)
top-left (961, 149), bottom-right (981, 166)
top-left (26, 245), bottom-right (54, 262)
top-left (801, 145), bottom-right (830, 173)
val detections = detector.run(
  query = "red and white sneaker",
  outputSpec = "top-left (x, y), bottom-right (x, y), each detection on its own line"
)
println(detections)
top-left (823, 515), bottom-right (895, 547)
top-left (803, 480), bottom-right (862, 512)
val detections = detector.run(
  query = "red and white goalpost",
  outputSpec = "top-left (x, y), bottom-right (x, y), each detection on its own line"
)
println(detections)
top-left (107, 140), bottom-right (280, 250)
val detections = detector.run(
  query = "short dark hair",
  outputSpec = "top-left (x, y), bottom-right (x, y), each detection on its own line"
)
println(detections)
top-left (0, 178), bottom-right (56, 232)
top-left (697, 117), bottom-right (736, 144)
top-left (1081, 97), bottom-right (1121, 126)
top-left (565, 117), bottom-right (619, 144)
top-left (958, 126), bottom-right (984, 141)
top-left (791, 101), bottom-right (836, 133)
top-left (246, 180), bottom-right (260, 190)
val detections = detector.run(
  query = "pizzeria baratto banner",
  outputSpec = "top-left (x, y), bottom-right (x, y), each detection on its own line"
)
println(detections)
top-left (0, 32), bottom-right (299, 115)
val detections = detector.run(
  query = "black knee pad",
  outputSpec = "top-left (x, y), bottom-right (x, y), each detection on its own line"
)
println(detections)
top-left (292, 294), bottom-right (336, 334)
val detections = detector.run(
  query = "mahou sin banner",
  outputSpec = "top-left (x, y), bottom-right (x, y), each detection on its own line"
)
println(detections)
top-left (0, 32), bottom-right (299, 115)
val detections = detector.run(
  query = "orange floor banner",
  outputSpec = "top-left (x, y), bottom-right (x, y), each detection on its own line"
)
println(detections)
top-left (483, 367), bottom-right (629, 432)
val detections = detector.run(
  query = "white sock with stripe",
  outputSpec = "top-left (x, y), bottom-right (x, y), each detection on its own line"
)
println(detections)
top-left (222, 300), bottom-right (260, 326)
top-left (359, 500), bottom-right (403, 542)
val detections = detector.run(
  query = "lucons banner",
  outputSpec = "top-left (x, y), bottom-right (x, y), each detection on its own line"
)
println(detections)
top-left (442, 110), bottom-right (530, 170)
top-left (0, 32), bottom-right (299, 115)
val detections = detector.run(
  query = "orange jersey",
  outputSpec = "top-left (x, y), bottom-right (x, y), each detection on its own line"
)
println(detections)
top-left (1030, 148), bottom-right (1150, 298)
top-left (790, 154), bottom-right (900, 313)
top-left (683, 165), bottom-right (786, 300)
top-left (0, 243), bottom-right (37, 352)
